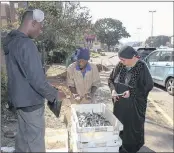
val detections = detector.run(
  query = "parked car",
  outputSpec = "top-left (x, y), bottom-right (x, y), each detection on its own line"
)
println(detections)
top-left (134, 47), bottom-right (156, 60)
top-left (144, 48), bottom-right (174, 95)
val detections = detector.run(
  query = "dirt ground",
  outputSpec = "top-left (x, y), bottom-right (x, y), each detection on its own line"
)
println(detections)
top-left (1, 64), bottom-right (173, 152)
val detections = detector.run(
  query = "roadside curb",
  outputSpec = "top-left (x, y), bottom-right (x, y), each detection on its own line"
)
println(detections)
top-left (148, 96), bottom-right (173, 128)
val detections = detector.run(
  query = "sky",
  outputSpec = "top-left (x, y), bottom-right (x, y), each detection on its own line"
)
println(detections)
top-left (2, 1), bottom-right (173, 43)
top-left (81, 2), bottom-right (173, 43)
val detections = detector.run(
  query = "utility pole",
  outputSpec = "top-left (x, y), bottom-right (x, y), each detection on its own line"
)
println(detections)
top-left (137, 27), bottom-right (141, 42)
top-left (149, 10), bottom-right (156, 47)
top-left (149, 10), bottom-right (156, 37)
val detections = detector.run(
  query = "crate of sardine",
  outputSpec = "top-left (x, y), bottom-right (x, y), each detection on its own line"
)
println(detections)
top-left (71, 103), bottom-right (123, 133)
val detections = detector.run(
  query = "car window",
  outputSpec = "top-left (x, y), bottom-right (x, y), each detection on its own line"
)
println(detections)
top-left (158, 51), bottom-right (172, 62)
top-left (171, 52), bottom-right (174, 61)
top-left (138, 48), bottom-right (156, 52)
top-left (139, 50), bottom-right (154, 57)
top-left (148, 51), bottom-right (161, 62)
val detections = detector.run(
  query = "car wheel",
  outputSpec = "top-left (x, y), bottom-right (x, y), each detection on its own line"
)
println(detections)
top-left (166, 78), bottom-right (174, 96)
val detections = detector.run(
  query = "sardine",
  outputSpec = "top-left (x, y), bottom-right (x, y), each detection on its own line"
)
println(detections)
top-left (76, 111), bottom-right (111, 127)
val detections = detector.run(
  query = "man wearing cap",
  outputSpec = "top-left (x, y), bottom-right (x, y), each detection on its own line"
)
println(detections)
top-left (67, 48), bottom-right (101, 104)
top-left (3, 9), bottom-right (66, 152)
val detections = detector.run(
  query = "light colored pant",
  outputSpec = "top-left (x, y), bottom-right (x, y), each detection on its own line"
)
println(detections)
top-left (15, 106), bottom-right (45, 152)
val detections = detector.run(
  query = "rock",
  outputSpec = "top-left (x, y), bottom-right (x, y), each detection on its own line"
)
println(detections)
top-left (7, 118), bottom-right (17, 122)
top-left (4, 131), bottom-right (16, 138)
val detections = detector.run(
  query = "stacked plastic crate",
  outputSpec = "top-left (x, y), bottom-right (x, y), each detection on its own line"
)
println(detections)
top-left (70, 103), bottom-right (123, 152)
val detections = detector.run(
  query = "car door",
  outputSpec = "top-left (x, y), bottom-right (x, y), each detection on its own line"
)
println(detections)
top-left (154, 51), bottom-right (173, 85)
top-left (145, 51), bottom-right (161, 78)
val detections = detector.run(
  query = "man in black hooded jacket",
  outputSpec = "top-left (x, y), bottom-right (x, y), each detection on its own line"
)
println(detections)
top-left (3, 9), bottom-right (65, 152)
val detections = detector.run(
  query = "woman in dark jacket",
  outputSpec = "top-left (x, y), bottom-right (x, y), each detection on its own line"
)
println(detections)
top-left (108, 45), bottom-right (153, 153)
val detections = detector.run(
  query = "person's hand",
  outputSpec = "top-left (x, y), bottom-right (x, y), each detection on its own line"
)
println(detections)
top-left (85, 93), bottom-right (92, 100)
top-left (112, 90), bottom-right (119, 102)
top-left (122, 90), bottom-right (130, 98)
top-left (73, 94), bottom-right (82, 101)
top-left (57, 89), bottom-right (66, 101)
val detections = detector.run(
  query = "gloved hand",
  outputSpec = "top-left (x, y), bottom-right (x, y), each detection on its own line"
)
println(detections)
top-left (47, 99), bottom-right (62, 118)
top-left (47, 89), bottom-right (65, 118)
top-left (73, 94), bottom-right (82, 101)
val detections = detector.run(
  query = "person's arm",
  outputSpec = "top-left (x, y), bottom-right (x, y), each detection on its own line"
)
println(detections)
top-left (91, 64), bottom-right (101, 89)
top-left (67, 66), bottom-right (77, 94)
top-left (88, 64), bottom-right (100, 96)
top-left (128, 62), bottom-right (154, 98)
top-left (16, 40), bottom-right (58, 102)
top-left (108, 67), bottom-right (116, 93)
top-left (142, 63), bottom-right (154, 97)
top-left (83, 64), bottom-right (100, 99)
top-left (108, 62), bottom-right (122, 92)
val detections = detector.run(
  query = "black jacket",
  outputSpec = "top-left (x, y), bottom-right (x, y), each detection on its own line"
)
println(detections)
top-left (3, 30), bottom-right (57, 108)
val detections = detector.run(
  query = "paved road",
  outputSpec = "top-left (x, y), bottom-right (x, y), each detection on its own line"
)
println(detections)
top-left (149, 85), bottom-right (173, 123)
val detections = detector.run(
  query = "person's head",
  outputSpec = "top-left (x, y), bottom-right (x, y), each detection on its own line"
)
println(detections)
top-left (118, 45), bottom-right (139, 67)
top-left (20, 9), bottom-right (44, 39)
top-left (77, 48), bottom-right (90, 69)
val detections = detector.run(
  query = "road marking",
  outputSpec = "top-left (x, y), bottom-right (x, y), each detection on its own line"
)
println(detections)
top-left (148, 96), bottom-right (173, 128)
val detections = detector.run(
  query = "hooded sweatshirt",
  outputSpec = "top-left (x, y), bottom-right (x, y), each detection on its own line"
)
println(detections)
top-left (3, 30), bottom-right (57, 111)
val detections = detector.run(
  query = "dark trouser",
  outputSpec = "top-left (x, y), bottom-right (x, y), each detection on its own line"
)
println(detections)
top-left (119, 143), bottom-right (141, 153)
top-left (119, 130), bottom-right (144, 153)
top-left (15, 106), bottom-right (45, 152)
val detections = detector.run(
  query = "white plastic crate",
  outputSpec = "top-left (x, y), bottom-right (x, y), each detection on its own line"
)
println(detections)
top-left (71, 116), bottom-right (121, 143)
top-left (72, 140), bottom-right (120, 152)
top-left (71, 129), bottom-right (122, 149)
top-left (71, 103), bottom-right (123, 133)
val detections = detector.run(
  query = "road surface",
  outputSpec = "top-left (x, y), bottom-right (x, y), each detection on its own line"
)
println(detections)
top-left (149, 85), bottom-right (173, 123)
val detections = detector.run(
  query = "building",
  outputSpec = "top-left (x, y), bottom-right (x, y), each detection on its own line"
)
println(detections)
top-left (1, 1), bottom-right (28, 26)
top-left (9, 2), bottom-right (28, 23)
top-left (1, 3), bottom-right (11, 26)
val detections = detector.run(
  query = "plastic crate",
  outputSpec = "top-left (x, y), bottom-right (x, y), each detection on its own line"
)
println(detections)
top-left (72, 140), bottom-right (120, 152)
top-left (71, 103), bottom-right (123, 133)
top-left (71, 129), bottom-right (122, 149)
top-left (71, 116), bottom-right (121, 143)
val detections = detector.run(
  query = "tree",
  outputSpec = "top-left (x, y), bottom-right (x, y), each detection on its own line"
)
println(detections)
top-left (145, 35), bottom-right (171, 47)
top-left (94, 18), bottom-right (130, 51)
top-left (17, 2), bottom-right (92, 63)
